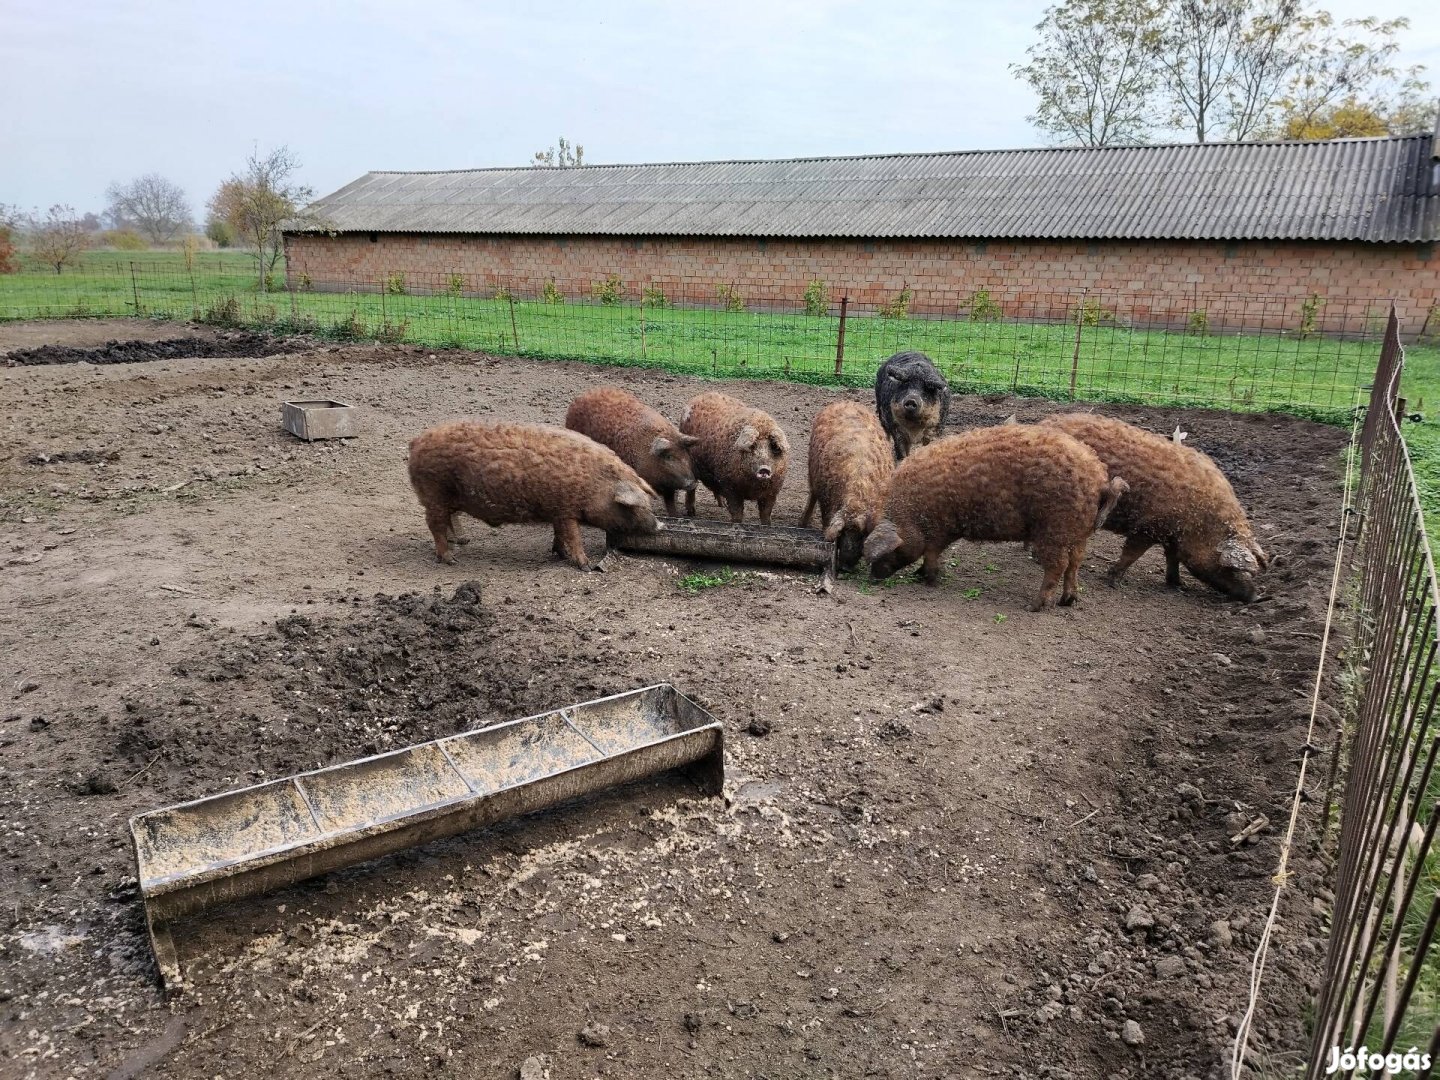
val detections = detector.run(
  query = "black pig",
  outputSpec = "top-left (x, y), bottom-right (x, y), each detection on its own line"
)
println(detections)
top-left (875, 351), bottom-right (952, 461)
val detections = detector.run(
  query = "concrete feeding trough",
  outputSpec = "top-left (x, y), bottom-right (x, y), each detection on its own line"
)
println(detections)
top-left (281, 398), bottom-right (361, 441)
top-left (607, 516), bottom-right (835, 573)
top-left (129, 684), bottom-right (723, 993)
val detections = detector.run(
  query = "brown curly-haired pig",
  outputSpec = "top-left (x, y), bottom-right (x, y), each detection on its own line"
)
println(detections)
top-left (564, 387), bottom-right (699, 515)
top-left (407, 420), bottom-right (659, 570)
top-left (800, 401), bottom-right (893, 570)
top-left (679, 392), bottom-right (789, 524)
top-left (1040, 412), bottom-right (1268, 600)
top-left (863, 425), bottom-right (1128, 610)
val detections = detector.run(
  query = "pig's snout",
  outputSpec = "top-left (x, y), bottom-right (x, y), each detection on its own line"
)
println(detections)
top-left (756, 465), bottom-right (773, 480)
top-left (901, 396), bottom-right (922, 416)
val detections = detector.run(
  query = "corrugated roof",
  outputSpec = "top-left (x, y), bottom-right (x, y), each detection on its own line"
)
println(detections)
top-left (295, 136), bottom-right (1438, 243)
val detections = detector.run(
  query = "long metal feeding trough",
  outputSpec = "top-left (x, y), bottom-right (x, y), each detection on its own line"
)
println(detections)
top-left (129, 684), bottom-right (723, 992)
top-left (607, 515), bottom-right (834, 571)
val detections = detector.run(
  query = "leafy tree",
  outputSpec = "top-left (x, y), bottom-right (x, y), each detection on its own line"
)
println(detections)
top-left (533, 136), bottom-right (585, 167)
top-left (1266, 15), bottom-right (1432, 138)
top-left (29, 205), bottom-right (92, 273)
top-left (204, 210), bottom-right (234, 248)
top-left (104, 174), bottom-right (193, 245)
top-left (208, 146), bottom-right (317, 290)
top-left (1016, 0), bottom-right (1430, 144)
top-left (1012, 0), bottom-right (1164, 146)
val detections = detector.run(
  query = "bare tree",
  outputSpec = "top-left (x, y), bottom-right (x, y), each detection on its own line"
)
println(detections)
top-left (29, 205), bottom-right (92, 274)
top-left (1155, 0), bottom-right (1248, 142)
top-left (1012, 0), bottom-right (1164, 146)
top-left (532, 137), bottom-right (585, 167)
top-left (1223, 0), bottom-right (1306, 140)
top-left (208, 147), bottom-right (317, 291)
top-left (105, 174), bottom-right (193, 245)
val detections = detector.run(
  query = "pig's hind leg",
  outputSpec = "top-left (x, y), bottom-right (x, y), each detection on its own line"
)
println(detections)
top-left (425, 506), bottom-right (457, 565)
top-left (1106, 535), bottom-right (1151, 586)
top-left (725, 494), bottom-right (746, 523)
top-left (1030, 541), bottom-right (1066, 610)
top-left (1059, 543), bottom-right (1085, 606)
top-left (448, 516), bottom-right (470, 546)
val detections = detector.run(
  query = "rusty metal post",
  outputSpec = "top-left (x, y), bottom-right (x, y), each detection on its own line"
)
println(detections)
top-left (130, 262), bottom-right (142, 316)
top-left (508, 290), bottom-right (520, 350)
top-left (1069, 290), bottom-right (1086, 399)
top-left (834, 296), bottom-right (849, 377)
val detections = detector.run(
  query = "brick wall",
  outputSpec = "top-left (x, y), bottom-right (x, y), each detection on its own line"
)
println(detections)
top-left (283, 232), bottom-right (1438, 335)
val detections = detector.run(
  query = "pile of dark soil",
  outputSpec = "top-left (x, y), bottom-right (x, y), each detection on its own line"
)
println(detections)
top-left (5, 331), bottom-right (302, 367)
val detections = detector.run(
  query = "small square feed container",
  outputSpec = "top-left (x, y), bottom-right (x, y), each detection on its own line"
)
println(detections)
top-left (282, 399), bottom-right (361, 441)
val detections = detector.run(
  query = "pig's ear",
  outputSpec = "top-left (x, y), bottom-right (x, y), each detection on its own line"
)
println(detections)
top-left (679, 433), bottom-right (701, 448)
top-left (1218, 535), bottom-right (1259, 571)
top-left (771, 429), bottom-right (790, 453)
top-left (734, 424), bottom-right (759, 451)
top-left (614, 482), bottom-right (650, 508)
top-left (863, 520), bottom-right (902, 560)
top-left (823, 515), bottom-right (846, 543)
top-left (651, 436), bottom-right (673, 456)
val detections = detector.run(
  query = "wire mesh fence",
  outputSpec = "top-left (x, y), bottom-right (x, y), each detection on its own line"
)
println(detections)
top-left (0, 261), bottom-right (1417, 421)
top-left (1304, 310), bottom-right (1440, 1078)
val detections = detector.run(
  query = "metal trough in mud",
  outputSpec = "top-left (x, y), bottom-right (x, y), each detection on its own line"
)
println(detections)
top-left (607, 516), bottom-right (835, 572)
top-left (129, 684), bottom-right (723, 993)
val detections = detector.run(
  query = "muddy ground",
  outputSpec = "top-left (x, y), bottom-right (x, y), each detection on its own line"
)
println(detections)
top-left (0, 321), bottom-right (1348, 1079)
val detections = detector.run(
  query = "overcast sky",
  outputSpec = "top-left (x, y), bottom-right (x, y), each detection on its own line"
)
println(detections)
top-left (2, 0), bottom-right (1437, 219)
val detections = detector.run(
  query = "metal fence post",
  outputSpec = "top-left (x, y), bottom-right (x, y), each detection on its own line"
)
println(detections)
top-left (834, 296), bottom-right (849, 378)
top-left (1069, 290), bottom-right (1086, 399)
top-left (129, 262), bottom-right (142, 316)
top-left (508, 289), bottom-right (520, 351)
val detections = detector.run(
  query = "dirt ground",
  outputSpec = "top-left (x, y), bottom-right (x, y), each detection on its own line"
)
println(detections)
top-left (1, 321), bottom-right (1349, 1079)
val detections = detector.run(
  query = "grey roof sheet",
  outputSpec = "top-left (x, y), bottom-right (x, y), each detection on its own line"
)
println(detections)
top-left (296, 136), bottom-right (1438, 243)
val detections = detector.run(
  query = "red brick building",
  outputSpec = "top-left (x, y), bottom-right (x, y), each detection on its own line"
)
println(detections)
top-left (286, 135), bottom-right (1439, 334)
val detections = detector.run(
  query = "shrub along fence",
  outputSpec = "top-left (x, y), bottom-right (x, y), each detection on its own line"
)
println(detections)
top-left (1287, 309), bottom-right (1439, 1078)
top-left (0, 263), bottom-right (1417, 422)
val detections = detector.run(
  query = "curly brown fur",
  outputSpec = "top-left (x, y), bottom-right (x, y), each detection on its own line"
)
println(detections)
top-left (800, 401), bottom-right (893, 570)
top-left (407, 420), bottom-right (659, 570)
top-left (679, 392), bottom-right (790, 524)
top-left (862, 425), bottom-right (1125, 611)
top-left (565, 387), bottom-right (699, 514)
top-left (1041, 412), bottom-right (1267, 601)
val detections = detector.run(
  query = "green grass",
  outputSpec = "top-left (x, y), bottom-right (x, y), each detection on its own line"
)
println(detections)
top-left (1400, 347), bottom-right (1440, 539)
top-left (5, 261), bottom-right (1436, 423)
top-left (677, 567), bottom-right (740, 594)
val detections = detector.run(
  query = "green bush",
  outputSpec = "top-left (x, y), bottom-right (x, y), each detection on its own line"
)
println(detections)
top-left (1299, 293), bottom-right (1323, 338)
top-left (967, 288), bottom-right (1002, 322)
top-left (1075, 297), bottom-right (1114, 327)
top-left (803, 279), bottom-right (829, 317)
top-left (592, 274), bottom-right (624, 305)
top-left (716, 283), bottom-right (744, 313)
top-left (202, 294), bottom-right (241, 326)
top-left (643, 285), bottom-right (669, 308)
top-left (104, 229), bottom-right (147, 251)
top-left (377, 318), bottom-right (409, 344)
top-left (542, 278), bottom-right (564, 304)
top-left (297, 272), bottom-right (313, 292)
top-left (446, 273), bottom-right (465, 297)
top-left (385, 272), bottom-right (407, 296)
top-left (1187, 309), bottom-right (1209, 335)
top-left (879, 285), bottom-right (912, 320)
